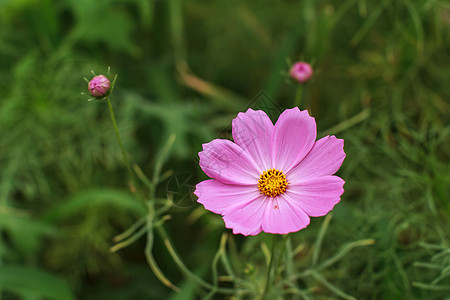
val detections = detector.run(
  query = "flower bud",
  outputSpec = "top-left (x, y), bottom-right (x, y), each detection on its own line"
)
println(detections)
top-left (88, 75), bottom-right (111, 98)
top-left (290, 62), bottom-right (313, 83)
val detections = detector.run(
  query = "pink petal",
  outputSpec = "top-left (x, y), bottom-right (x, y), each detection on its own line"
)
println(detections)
top-left (199, 139), bottom-right (260, 185)
top-left (287, 135), bottom-right (345, 183)
top-left (261, 194), bottom-right (310, 234)
top-left (232, 109), bottom-right (274, 170)
top-left (222, 196), bottom-right (269, 236)
top-left (271, 108), bottom-right (316, 173)
top-left (287, 176), bottom-right (345, 217)
top-left (194, 179), bottom-right (260, 215)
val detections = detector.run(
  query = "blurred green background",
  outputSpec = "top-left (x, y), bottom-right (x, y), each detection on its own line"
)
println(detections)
top-left (0, 0), bottom-right (449, 299)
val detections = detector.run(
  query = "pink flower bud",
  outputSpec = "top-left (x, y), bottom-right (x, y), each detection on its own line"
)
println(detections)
top-left (290, 62), bottom-right (313, 83)
top-left (88, 75), bottom-right (111, 98)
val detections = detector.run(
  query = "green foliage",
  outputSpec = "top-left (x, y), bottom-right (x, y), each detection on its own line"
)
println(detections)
top-left (0, 0), bottom-right (448, 299)
top-left (66, 0), bottom-right (141, 55)
top-left (0, 265), bottom-right (75, 300)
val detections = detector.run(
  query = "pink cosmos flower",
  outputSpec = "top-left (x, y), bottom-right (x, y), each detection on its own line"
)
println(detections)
top-left (194, 108), bottom-right (345, 236)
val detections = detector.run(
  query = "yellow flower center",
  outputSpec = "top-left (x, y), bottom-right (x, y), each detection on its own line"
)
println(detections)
top-left (258, 169), bottom-right (288, 197)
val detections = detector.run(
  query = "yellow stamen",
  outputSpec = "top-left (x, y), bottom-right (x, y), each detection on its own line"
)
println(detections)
top-left (258, 168), bottom-right (288, 197)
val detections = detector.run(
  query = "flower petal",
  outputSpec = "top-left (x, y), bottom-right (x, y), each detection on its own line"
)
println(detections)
top-left (271, 108), bottom-right (316, 172)
top-left (287, 176), bottom-right (344, 217)
top-left (232, 109), bottom-right (274, 170)
top-left (195, 179), bottom-right (260, 215)
top-left (199, 139), bottom-right (260, 185)
top-left (222, 196), bottom-right (268, 236)
top-left (261, 194), bottom-right (310, 234)
top-left (287, 135), bottom-right (345, 183)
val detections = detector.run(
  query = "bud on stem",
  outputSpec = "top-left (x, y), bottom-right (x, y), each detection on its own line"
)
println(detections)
top-left (290, 62), bottom-right (313, 83)
top-left (88, 75), bottom-right (111, 98)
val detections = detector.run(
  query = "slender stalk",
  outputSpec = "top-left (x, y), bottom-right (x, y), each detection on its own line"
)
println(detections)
top-left (276, 234), bottom-right (289, 268)
top-left (321, 108), bottom-right (370, 136)
top-left (312, 213), bottom-right (333, 265)
top-left (110, 225), bottom-right (147, 252)
top-left (156, 225), bottom-right (236, 294)
top-left (293, 85), bottom-right (303, 108)
top-left (106, 97), bottom-right (135, 192)
top-left (113, 216), bottom-right (146, 243)
top-left (144, 216), bottom-right (180, 292)
top-left (205, 235), bottom-right (227, 299)
top-left (262, 235), bottom-right (277, 299)
top-left (284, 236), bottom-right (301, 298)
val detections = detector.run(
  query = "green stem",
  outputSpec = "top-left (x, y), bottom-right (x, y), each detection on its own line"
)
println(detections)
top-left (113, 216), bottom-right (146, 243)
top-left (156, 225), bottom-right (236, 294)
top-left (276, 234), bottom-right (289, 268)
top-left (312, 213), bottom-right (333, 265)
top-left (284, 235), bottom-right (301, 296)
top-left (262, 235), bottom-right (277, 299)
top-left (106, 97), bottom-right (135, 191)
top-left (293, 85), bottom-right (303, 108)
top-left (144, 215), bottom-right (180, 292)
